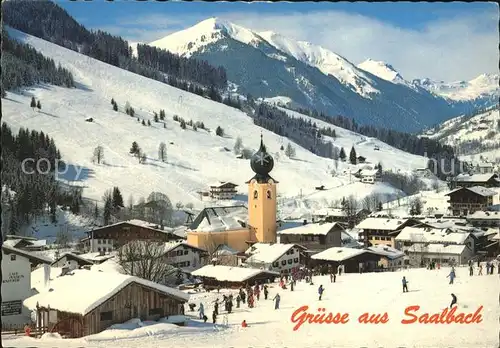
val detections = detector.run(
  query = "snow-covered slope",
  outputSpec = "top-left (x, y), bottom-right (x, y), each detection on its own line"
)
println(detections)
top-left (413, 73), bottom-right (499, 102)
top-left (3, 28), bottom-right (431, 219)
top-left (422, 106), bottom-right (500, 157)
top-left (357, 59), bottom-right (408, 85)
top-left (148, 18), bottom-right (469, 132)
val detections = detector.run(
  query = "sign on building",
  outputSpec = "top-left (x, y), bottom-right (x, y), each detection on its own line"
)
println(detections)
top-left (1, 300), bottom-right (22, 316)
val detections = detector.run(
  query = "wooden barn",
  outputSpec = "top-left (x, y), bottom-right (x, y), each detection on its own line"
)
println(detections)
top-left (24, 269), bottom-right (189, 338)
top-left (191, 265), bottom-right (279, 289)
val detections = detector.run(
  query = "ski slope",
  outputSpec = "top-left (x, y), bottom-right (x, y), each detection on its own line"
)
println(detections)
top-left (3, 266), bottom-right (498, 348)
top-left (3, 28), bottom-right (428, 218)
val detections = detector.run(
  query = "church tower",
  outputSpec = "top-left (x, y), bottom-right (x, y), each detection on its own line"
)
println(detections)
top-left (247, 135), bottom-right (278, 244)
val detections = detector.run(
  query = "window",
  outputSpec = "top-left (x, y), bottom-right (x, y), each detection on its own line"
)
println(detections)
top-left (287, 259), bottom-right (292, 264)
top-left (185, 261), bottom-right (190, 266)
top-left (253, 190), bottom-right (258, 199)
top-left (281, 260), bottom-right (286, 266)
top-left (100, 311), bottom-right (113, 321)
top-left (294, 258), bottom-right (299, 263)
top-left (184, 250), bottom-right (188, 255)
top-left (10, 254), bottom-right (16, 261)
top-left (272, 261), bottom-right (279, 267)
top-left (177, 250), bottom-right (183, 256)
top-left (267, 190), bottom-right (272, 199)
top-left (97, 248), bottom-right (101, 252)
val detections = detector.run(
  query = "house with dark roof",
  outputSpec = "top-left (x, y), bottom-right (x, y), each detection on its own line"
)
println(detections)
top-left (209, 181), bottom-right (238, 200)
top-left (452, 173), bottom-right (500, 188)
top-left (446, 186), bottom-right (497, 216)
top-left (51, 252), bottom-right (95, 270)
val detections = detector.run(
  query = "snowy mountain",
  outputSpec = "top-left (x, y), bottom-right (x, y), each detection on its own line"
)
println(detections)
top-left (149, 18), bottom-right (472, 132)
top-left (357, 59), bottom-right (408, 86)
top-left (422, 106), bottom-right (500, 158)
top-left (3, 27), bottom-right (431, 220)
top-left (412, 73), bottom-right (499, 107)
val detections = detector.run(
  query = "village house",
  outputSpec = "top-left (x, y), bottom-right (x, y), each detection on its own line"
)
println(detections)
top-left (23, 269), bottom-right (189, 338)
top-left (1, 245), bottom-right (52, 330)
top-left (395, 226), bottom-right (475, 266)
top-left (209, 181), bottom-right (238, 200)
top-left (358, 169), bottom-right (380, 184)
top-left (452, 173), bottom-right (500, 188)
top-left (51, 253), bottom-right (95, 270)
top-left (3, 235), bottom-right (48, 252)
top-left (310, 247), bottom-right (381, 273)
top-left (445, 186), bottom-right (497, 216)
top-left (475, 162), bottom-right (495, 174)
top-left (466, 210), bottom-right (500, 228)
top-left (81, 219), bottom-right (180, 253)
top-left (190, 265), bottom-right (279, 289)
top-left (355, 217), bottom-right (425, 248)
top-left (187, 135), bottom-right (279, 253)
top-left (366, 245), bottom-right (405, 270)
top-left (162, 241), bottom-right (207, 272)
top-left (312, 208), bottom-right (370, 226)
top-left (277, 221), bottom-right (360, 253)
top-left (211, 244), bottom-right (242, 267)
top-left (243, 243), bottom-right (306, 274)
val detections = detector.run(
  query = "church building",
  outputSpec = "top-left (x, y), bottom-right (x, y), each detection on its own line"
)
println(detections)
top-left (186, 135), bottom-right (278, 252)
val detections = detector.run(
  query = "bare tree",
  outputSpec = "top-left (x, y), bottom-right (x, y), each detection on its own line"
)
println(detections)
top-left (185, 202), bottom-right (194, 210)
top-left (409, 197), bottom-right (423, 216)
top-left (341, 195), bottom-right (359, 228)
top-left (175, 202), bottom-right (184, 210)
top-left (117, 241), bottom-right (177, 283)
top-left (158, 142), bottom-right (167, 162)
top-left (140, 152), bottom-right (147, 164)
top-left (431, 179), bottom-right (441, 193)
top-left (144, 192), bottom-right (174, 227)
top-left (55, 225), bottom-right (71, 248)
top-left (234, 136), bottom-right (243, 154)
top-left (285, 143), bottom-right (296, 158)
top-left (93, 145), bottom-right (104, 164)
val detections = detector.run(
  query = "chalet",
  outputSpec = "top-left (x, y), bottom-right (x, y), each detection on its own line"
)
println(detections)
top-left (466, 210), bottom-right (500, 228)
top-left (209, 181), bottom-right (238, 200)
top-left (23, 269), bottom-right (189, 338)
top-left (212, 244), bottom-right (242, 267)
top-left (357, 156), bottom-right (367, 164)
top-left (367, 245), bottom-right (405, 270)
top-left (359, 169), bottom-right (380, 184)
top-left (3, 235), bottom-right (47, 252)
top-left (355, 218), bottom-right (425, 248)
top-left (191, 265), bottom-right (279, 288)
top-left (475, 162), bottom-right (495, 174)
top-left (445, 186), bottom-right (497, 216)
top-left (243, 243), bottom-right (306, 274)
top-left (452, 173), bottom-right (500, 188)
top-left (414, 168), bottom-right (434, 178)
top-left (395, 226), bottom-right (475, 266)
top-left (1, 245), bottom-right (52, 330)
top-left (277, 222), bottom-right (360, 252)
top-left (51, 253), bottom-right (95, 270)
top-left (312, 208), bottom-right (369, 226)
top-left (310, 247), bottom-right (381, 273)
top-left (162, 241), bottom-right (207, 272)
top-left (82, 219), bottom-right (180, 253)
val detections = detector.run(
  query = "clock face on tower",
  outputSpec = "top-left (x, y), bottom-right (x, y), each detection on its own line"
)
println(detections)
top-left (268, 178), bottom-right (274, 184)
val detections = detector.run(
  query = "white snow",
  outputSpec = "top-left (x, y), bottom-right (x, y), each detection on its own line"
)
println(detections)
top-left (277, 222), bottom-right (339, 235)
top-left (191, 265), bottom-right (278, 282)
top-left (311, 246), bottom-right (369, 262)
top-left (396, 227), bottom-right (471, 244)
top-left (244, 243), bottom-right (297, 264)
top-left (355, 217), bottom-right (411, 231)
top-left (24, 268), bottom-right (189, 315)
top-left (366, 245), bottom-right (405, 259)
top-left (407, 243), bottom-right (467, 255)
top-left (357, 58), bottom-right (408, 85)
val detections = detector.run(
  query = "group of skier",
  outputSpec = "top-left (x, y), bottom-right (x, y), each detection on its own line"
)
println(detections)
top-left (468, 259), bottom-right (497, 275)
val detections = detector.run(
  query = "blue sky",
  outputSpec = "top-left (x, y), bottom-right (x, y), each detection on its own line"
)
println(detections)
top-left (57, 1), bottom-right (498, 81)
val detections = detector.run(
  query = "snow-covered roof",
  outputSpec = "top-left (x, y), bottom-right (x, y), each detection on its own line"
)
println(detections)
top-left (355, 218), bottom-right (410, 231)
top-left (467, 210), bottom-right (500, 220)
top-left (407, 243), bottom-right (467, 255)
top-left (467, 186), bottom-right (498, 197)
top-left (245, 243), bottom-right (300, 264)
top-left (367, 245), bottom-right (405, 260)
top-left (277, 222), bottom-right (343, 235)
top-left (395, 227), bottom-right (470, 244)
top-left (360, 169), bottom-right (378, 177)
top-left (77, 251), bottom-right (117, 263)
top-left (189, 206), bottom-right (248, 232)
top-left (52, 252), bottom-right (95, 266)
top-left (24, 269), bottom-right (189, 315)
top-left (313, 208), bottom-right (367, 218)
top-left (90, 219), bottom-right (174, 235)
top-left (209, 181), bottom-right (238, 188)
top-left (2, 245), bottom-right (52, 264)
top-left (455, 173), bottom-right (498, 183)
top-left (191, 265), bottom-right (279, 282)
top-left (311, 247), bottom-right (372, 262)
top-left (214, 244), bottom-right (239, 256)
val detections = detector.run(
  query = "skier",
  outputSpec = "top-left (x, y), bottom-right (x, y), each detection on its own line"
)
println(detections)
top-left (203, 314), bottom-right (208, 323)
top-left (198, 303), bottom-right (205, 319)
top-left (214, 299), bottom-right (219, 316)
top-left (478, 263), bottom-right (483, 275)
top-left (338, 264), bottom-right (343, 276)
top-left (447, 269), bottom-right (456, 284)
top-left (450, 293), bottom-right (457, 308)
top-left (236, 294), bottom-right (241, 308)
top-left (469, 264), bottom-right (473, 276)
top-left (241, 320), bottom-right (248, 328)
top-left (212, 310), bottom-right (217, 324)
top-left (273, 293), bottom-right (281, 310)
top-left (240, 288), bottom-right (246, 303)
top-left (227, 295), bottom-right (233, 314)
top-left (263, 285), bottom-right (269, 300)
top-left (402, 276), bottom-right (409, 293)
top-left (491, 262), bottom-right (495, 275)
top-left (318, 285), bottom-right (324, 300)
top-left (290, 280), bottom-right (294, 291)
top-left (254, 284), bottom-right (261, 300)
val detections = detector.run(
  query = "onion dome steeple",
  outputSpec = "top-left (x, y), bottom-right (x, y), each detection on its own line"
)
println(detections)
top-left (247, 133), bottom-right (277, 184)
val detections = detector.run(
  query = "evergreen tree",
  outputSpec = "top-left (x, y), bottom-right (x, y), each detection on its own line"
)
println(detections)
top-left (112, 187), bottom-right (124, 209)
top-left (36, 100), bottom-right (41, 111)
top-left (154, 114), bottom-right (158, 122)
top-left (159, 110), bottom-right (165, 120)
top-left (93, 145), bottom-right (104, 164)
top-left (215, 126), bottom-right (224, 137)
top-left (30, 97), bottom-right (36, 110)
top-left (142, 119), bottom-right (146, 126)
top-left (111, 98), bottom-right (115, 105)
top-left (349, 146), bottom-right (357, 164)
top-left (130, 141), bottom-right (140, 155)
top-left (112, 103), bottom-right (118, 111)
top-left (339, 147), bottom-right (346, 161)
top-left (103, 191), bottom-right (112, 225)
top-left (180, 120), bottom-right (186, 129)
top-left (94, 202), bottom-right (99, 221)
top-left (285, 143), bottom-right (296, 158)
top-left (147, 120), bottom-right (151, 126)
